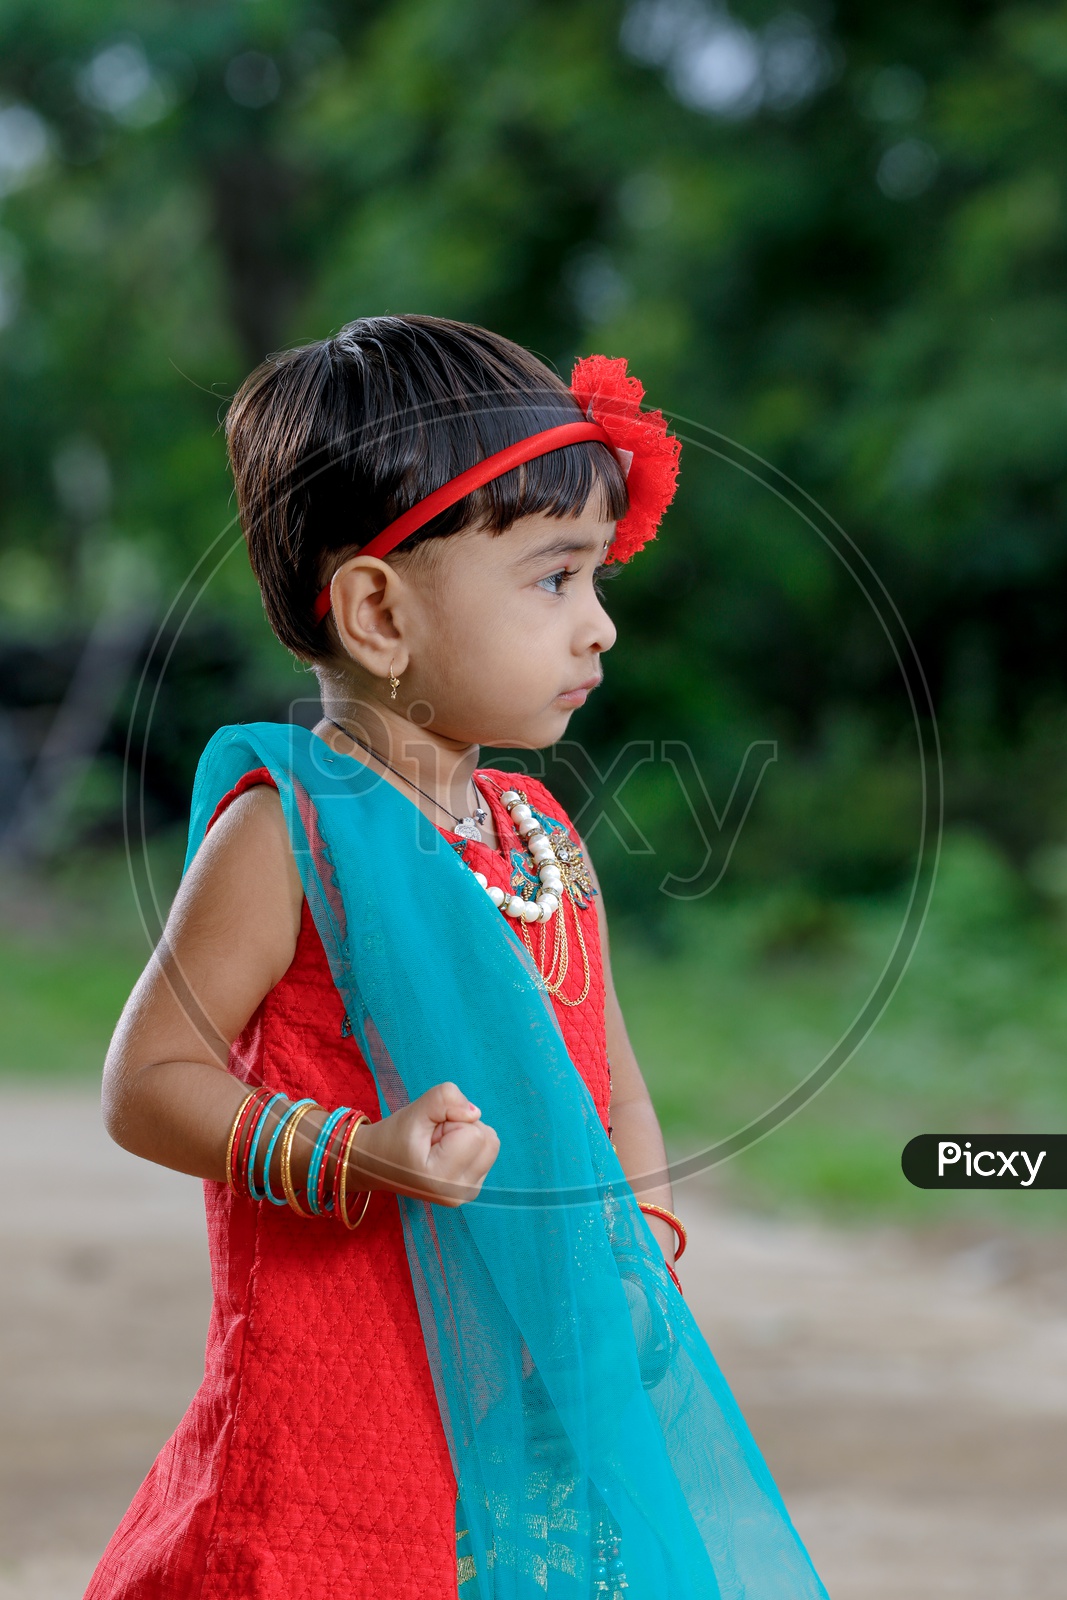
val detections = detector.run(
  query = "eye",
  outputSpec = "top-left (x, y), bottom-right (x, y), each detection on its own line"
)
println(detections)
top-left (537, 568), bottom-right (576, 595)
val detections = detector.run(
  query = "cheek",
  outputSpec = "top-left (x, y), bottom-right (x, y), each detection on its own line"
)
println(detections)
top-left (437, 576), bottom-right (522, 654)
top-left (427, 572), bottom-right (561, 692)
top-left (424, 593), bottom-right (516, 689)
top-left (482, 594), bottom-right (562, 667)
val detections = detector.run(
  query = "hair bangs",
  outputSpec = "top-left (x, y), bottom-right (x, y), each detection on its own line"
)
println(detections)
top-left (393, 438), bottom-right (628, 556)
top-left (228, 314), bottom-right (630, 661)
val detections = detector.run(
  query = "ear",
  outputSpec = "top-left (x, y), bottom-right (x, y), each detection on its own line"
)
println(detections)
top-left (329, 555), bottom-right (410, 680)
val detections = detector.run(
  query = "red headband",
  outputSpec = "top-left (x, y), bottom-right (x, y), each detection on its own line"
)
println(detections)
top-left (313, 354), bottom-right (680, 625)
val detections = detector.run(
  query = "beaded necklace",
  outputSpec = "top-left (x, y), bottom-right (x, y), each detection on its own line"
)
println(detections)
top-left (323, 719), bottom-right (590, 1006)
top-left (480, 780), bottom-right (592, 1008)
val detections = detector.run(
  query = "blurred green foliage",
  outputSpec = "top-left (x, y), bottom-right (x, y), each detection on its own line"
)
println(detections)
top-left (3, 3), bottom-right (1067, 1224)
top-left (619, 829), bottom-right (1067, 1223)
top-left (4, 826), bottom-right (1066, 1229)
top-left (3, 0), bottom-right (1067, 909)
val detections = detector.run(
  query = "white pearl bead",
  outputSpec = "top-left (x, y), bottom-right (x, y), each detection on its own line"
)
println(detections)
top-left (473, 787), bottom-right (573, 928)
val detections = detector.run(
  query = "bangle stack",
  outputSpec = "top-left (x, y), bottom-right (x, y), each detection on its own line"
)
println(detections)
top-left (638, 1202), bottom-right (687, 1297)
top-left (336, 1113), bottom-right (372, 1230)
top-left (226, 1088), bottom-right (372, 1228)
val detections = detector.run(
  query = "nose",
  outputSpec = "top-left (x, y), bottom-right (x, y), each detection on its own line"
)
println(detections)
top-left (589, 590), bottom-right (617, 655)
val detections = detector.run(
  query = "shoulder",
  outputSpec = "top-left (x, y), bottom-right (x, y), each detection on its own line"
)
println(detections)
top-left (180, 771), bottom-right (303, 966)
top-left (482, 769), bottom-right (574, 833)
top-left (193, 771), bottom-right (292, 884)
top-left (204, 766), bottom-right (277, 833)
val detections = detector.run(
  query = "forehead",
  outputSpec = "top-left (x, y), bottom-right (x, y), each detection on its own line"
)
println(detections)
top-left (495, 507), bottom-right (618, 565)
top-left (403, 506), bottom-right (617, 589)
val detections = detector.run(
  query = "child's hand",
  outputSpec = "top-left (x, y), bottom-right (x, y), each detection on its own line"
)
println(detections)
top-left (349, 1082), bottom-right (500, 1207)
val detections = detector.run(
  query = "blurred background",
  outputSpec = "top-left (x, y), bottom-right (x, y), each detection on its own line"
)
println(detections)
top-left (1, 2), bottom-right (1065, 1595)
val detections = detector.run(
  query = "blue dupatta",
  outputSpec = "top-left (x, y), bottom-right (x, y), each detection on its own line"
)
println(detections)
top-left (186, 723), bottom-right (829, 1600)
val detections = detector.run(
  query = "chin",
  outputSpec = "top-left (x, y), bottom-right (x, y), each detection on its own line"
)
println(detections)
top-left (539, 710), bottom-right (577, 746)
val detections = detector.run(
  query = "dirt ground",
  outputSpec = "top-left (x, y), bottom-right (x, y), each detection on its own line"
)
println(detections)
top-left (1, 1088), bottom-right (1064, 1599)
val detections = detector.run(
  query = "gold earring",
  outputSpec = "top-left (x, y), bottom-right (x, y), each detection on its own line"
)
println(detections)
top-left (388, 661), bottom-right (400, 701)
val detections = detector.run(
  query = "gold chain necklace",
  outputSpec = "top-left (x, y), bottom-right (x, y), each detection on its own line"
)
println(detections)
top-left (481, 783), bottom-right (592, 1006)
top-left (520, 883), bottom-right (592, 1006)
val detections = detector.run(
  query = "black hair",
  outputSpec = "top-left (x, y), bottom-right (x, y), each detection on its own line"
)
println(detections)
top-left (226, 313), bottom-right (628, 661)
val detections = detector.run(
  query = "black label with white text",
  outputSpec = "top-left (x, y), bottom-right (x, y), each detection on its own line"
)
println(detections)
top-left (901, 1135), bottom-right (1067, 1189)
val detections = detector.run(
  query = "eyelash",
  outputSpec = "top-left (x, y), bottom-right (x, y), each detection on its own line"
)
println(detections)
top-left (539, 563), bottom-right (614, 597)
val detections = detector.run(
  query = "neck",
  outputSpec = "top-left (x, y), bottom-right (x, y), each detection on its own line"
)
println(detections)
top-left (317, 690), bottom-right (485, 823)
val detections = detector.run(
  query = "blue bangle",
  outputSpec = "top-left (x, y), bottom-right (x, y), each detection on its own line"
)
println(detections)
top-left (245, 1093), bottom-right (289, 1203)
top-left (306, 1106), bottom-right (351, 1215)
top-left (262, 1098), bottom-right (317, 1206)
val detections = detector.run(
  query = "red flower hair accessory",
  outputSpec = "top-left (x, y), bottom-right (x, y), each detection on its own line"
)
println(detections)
top-left (311, 354), bottom-right (679, 622)
top-left (570, 355), bottom-right (681, 564)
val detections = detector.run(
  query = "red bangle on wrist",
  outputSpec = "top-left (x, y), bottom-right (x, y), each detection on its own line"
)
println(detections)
top-left (227, 1087), bottom-right (273, 1197)
top-left (638, 1202), bottom-right (688, 1262)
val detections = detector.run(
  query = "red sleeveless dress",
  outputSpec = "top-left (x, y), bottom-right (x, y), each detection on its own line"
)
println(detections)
top-left (86, 767), bottom-right (610, 1600)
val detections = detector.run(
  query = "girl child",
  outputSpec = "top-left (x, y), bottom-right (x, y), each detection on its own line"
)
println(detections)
top-left (86, 314), bottom-right (828, 1600)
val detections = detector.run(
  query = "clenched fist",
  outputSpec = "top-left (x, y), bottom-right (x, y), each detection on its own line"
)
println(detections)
top-left (346, 1082), bottom-right (500, 1207)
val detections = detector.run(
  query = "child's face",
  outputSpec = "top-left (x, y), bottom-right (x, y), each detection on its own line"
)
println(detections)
top-left (403, 504), bottom-right (618, 749)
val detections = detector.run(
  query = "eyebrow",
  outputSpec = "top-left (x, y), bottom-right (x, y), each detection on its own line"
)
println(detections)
top-left (516, 532), bottom-right (616, 566)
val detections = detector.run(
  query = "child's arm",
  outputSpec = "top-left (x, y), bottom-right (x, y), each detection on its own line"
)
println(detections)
top-left (103, 785), bottom-right (498, 1207)
top-left (584, 848), bottom-right (679, 1267)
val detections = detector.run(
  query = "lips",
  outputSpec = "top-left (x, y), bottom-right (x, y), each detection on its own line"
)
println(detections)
top-left (555, 675), bottom-right (602, 708)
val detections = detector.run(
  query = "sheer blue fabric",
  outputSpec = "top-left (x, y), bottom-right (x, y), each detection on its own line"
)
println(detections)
top-left (186, 723), bottom-right (829, 1600)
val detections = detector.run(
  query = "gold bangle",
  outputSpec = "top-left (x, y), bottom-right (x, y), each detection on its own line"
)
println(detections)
top-left (638, 1202), bottom-right (688, 1262)
top-left (225, 1088), bottom-right (263, 1195)
top-left (279, 1102), bottom-right (321, 1217)
top-left (338, 1113), bottom-right (372, 1231)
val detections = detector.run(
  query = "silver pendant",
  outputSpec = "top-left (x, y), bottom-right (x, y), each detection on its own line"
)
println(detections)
top-left (454, 818), bottom-right (484, 841)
